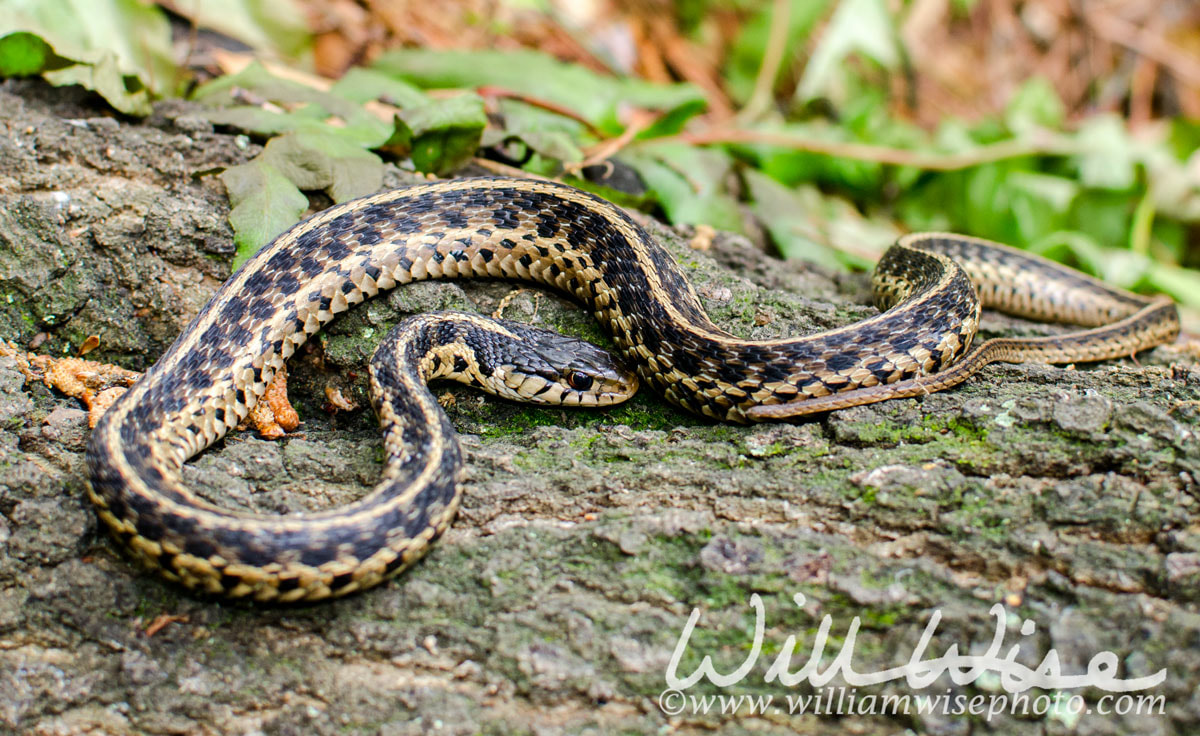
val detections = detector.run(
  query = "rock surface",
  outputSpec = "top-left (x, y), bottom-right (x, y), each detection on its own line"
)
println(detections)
top-left (2, 79), bottom-right (1200, 735)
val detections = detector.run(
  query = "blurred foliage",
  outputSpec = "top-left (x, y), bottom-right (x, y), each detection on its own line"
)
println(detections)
top-left (0, 0), bottom-right (1198, 314)
top-left (0, 0), bottom-right (176, 114)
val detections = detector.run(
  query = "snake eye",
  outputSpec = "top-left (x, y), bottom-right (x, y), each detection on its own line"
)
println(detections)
top-left (567, 372), bottom-right (594, 391)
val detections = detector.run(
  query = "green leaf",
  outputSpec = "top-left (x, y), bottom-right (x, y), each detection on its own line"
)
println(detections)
top-left (219, 161), bottom-right (308, 269)
top-left (959, 163), bottom-right (1030, 243)
top-left (1145, 261), bottom-right (1200, 309)
top-left (395, 94), bottom-right (487, 175)
top-left (1073, 115), bottom-right (1139, 191)
top-left (164, 0), bottom-right (312, 61)
top-left (372, 48), bottom-right (705, 135)
top-left (1029, 234), bottom-right (1150, 289)
top-left (1067, 190), bottom-right (1133, 251)
top-left (260, 130), bottom-right (383, 202)
top-left (1140, 143), bottom-right (1200, 222)
top-left (193, 61), bottom-right (334, 110)
top-left (0, 0), bottom-right (176, 114)
top-left (1007, 171), bottom-right (1078, 243)
top-left (489, 99), bottom-right (586, 166)
top-left (623, 143), bottom-right (744, 233)
top-left (637, 98), bottom-right (709, 140)
top-left (795, 0), bottom-right (900, 104)
top-left (330, 67), bottom-right (428, 108)
top-left (1027, 231), bottom-right (1110, 276)
top-left (1168, 119), bottom-right (1200, 161)
top-left (728, 122), bottom-right (890, 194)
top-left (0, 31), bottom-right (65, 75)
top-left (744, 168), bottom-right (849, 266)
top-left (1004, 77), bottom-right (1064, 135)
top-left (43, 51), bottom-right (152, 116)
top-left (193, 61), bottom-right (393, 147)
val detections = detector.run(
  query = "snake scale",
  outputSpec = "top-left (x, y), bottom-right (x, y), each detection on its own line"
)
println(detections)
top-left (85, 177), bottom-right (1181, 601)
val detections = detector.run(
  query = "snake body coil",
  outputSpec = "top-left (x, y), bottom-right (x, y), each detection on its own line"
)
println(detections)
top-left (85, 177), bottom-right (1180, 601)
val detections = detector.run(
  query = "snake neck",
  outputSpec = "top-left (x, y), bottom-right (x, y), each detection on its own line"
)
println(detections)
top-left (367, 316), bottom-right (463, 484)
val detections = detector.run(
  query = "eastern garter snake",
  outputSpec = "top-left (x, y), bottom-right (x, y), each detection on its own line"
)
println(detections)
top-left (85, 177), bottom-right (1181, 601)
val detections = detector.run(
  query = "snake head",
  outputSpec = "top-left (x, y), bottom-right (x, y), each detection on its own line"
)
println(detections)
top-left (379, 312), bottom-right (638, 408)
top-left (478, 317), bottom-right (639, 407)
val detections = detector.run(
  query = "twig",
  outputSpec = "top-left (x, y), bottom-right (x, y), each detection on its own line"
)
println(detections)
top-left (1086, 10), bottom-right (1200, 88)
top-left (738, 0), bottom-right (793, 123)
top-left (668, 128), bottom-right (1076, 171)
top-left (476, 86), bottom-right (607, 139)
top-left (213, 48), bottom-right (335, 91)
top-left (566, 109), bottom-right (661, 175)
top-left (470, 157), bottom-right (555, 181)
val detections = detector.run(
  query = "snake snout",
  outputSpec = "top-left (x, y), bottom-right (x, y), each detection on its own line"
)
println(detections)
top-left (489, 320), bottom-right (638, 407)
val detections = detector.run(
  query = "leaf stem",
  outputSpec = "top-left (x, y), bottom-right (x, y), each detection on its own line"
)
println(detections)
top-left (738, 0), bottom-right (793, 123)
top-left (476, 85), bottom-right (607, 139)
top-left (666, 128), bottom-right (1078, 171)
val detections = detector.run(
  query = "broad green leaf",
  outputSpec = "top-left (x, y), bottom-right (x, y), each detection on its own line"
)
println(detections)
top-left (1030, 234), bottom-right (1150, 289)
top-left (1141, 144), bottom-right (1200, 222)
top-left (623, 143), bottom-right (744, 233)
top-left (1094, 248), bottom-right (1151, 288)
top-left (489, 98), bottom-right (587, 166)
top-left (1004, 77), bottom-right (1064, 136)
top-left (260, 130), bottom-right (383, 202)
top-left (330, 67), bottom-right (427, 108)
top-left (203, 106), bottom-right (390, 149)
top-left (1146, 261), bottom-right (1200, 308)
top-left (1068, 190), bottom-right (1133, 251)
top-left (43, 50), bottom-right (151, 115)
top-left (220, 160), bottom-right (308, 269)
top-left (327, 156), bottom-right (384, 204)
top-left (958, 162), bottom-right (1035, 243)
top-left (1008, 171), bottom-right (1078, 243)
top-left (795, 0), bottom-right (900, 104)
top-left (0, 31), bottom-right (67, 75)
top-left (1150, 217), bottom-right (1186, 264)
top-left (394, 94), bottom-right (487, 175)
top-left (193, 62), bottom-right (394, 147)
top-left (932, 118), bottom-right (980, 152)
top-left (1139, 144), bottom-right (1200, 222)
top-left (0, 0), bottom-right (175, 114)
top-left (164, 0), bottom-right (311, 61)
top-left (1028, 231), bottom-right (1110, 276)
top-left (372, 48), bottom-right (705, 135)
top-left (637, 98), bottom-right (709, 140)
top-left (193, 61), bottom-right (345, 112)
top-left (744, 169), bottom-right (876, 269)
top-left (728, 122), bottom-right (888, 194)
top-left (1074, 114), bottom-right (1139, 191)
top-left (1168, 119), bottom-right (1200, 162)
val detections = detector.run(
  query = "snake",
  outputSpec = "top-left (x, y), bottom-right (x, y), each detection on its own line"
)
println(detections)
top-left (85, 177), bottom-right (1181, 601)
